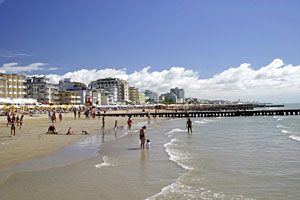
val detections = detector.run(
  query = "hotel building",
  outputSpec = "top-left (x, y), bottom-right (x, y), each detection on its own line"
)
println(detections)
top-left (0, 73), bottom-right (26, 98)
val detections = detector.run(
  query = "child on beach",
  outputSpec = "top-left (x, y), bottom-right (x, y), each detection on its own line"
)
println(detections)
top-left (66, 127), bottom-right (74, 135)
top-left (146, 139), bottom-right (151, 149)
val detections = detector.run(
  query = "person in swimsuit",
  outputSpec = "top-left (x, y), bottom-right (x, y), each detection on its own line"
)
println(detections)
top-left (101, 116), bottom-right (105, 130)
top-left (19, 115), bottom-right (24, 129)
top-left (186, 118), bottom-right (192, 134)
top-left (139, 126), bottom-right (147, 149)
top-left (59, 112), bottom-right (63, 122)
top-left (11, 118), bottom-right (16, 136)
top-left (48, 124), bottom-right (57, 134)
top-left (66, 127), bottom-right (74, 135)
top-left (7, 114), bottom-right (11, 127)
top-left (127, 116), bottom-right (132, 130)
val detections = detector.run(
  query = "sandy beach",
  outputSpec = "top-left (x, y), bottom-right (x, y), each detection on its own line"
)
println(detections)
top-left (0, 111), bottom-right (148, 170)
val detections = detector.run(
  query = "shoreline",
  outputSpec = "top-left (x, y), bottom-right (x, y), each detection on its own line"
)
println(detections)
top-left (0, 111), bottom-right (149, 171)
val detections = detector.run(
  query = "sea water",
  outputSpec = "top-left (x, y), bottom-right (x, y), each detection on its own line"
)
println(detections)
top-left (1, 109), bottom-right (300, 200)
top-left (147, 115), bottom-right (300, 199)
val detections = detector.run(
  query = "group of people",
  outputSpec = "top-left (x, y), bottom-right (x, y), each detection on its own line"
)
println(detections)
top-left (47, 124), bottom-right (88, 135)
top-left (7, 114), bottom-right (24, 136)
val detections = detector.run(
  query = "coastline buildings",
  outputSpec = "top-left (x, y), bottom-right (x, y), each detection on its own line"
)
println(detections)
top-left (159, 92), bottom-right (177, 103)
top-left (0, 72), bottom-right (194, 106)
top-left (58, 91), bottom-right (81, 105)
top-left (25, 76), bottom-right (59, 104)
top-left (129, 86), bottom-right (139, 104)
top-left (144, 90), bottom-right (158, 102)
top-left (0, 73), bottom-right (26, 98)
top-left (170, 87), bottom-right (185, 103)
top-left (139, 92), bottom-right (145, 104)
top-left (88, 78), bottom-right (129, 103)
top-left (58, 78), bottom-right (87, 105)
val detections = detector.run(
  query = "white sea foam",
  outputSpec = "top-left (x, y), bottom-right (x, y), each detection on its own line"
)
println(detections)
top-left (282, 130), bottom-right (290, 134)
top-left (165, 128), bottom-right (186, 136)
top-left (95, 156), bottom-right (116, 168)
top-left (145, 173), bottom-right (252, 200)
top-left (164, 139), bottom-right (194, 171)
top-left (276, 124), bottom-right (290, 129)
top-left (194, 120), bottom-right (207, 124)
top-left (289, 135), bottom-right (300, 142)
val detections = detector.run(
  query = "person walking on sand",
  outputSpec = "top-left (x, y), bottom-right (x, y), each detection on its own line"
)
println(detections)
top-left (19, 115), bottom-right (24, 129)
top-left (10, 118), bottom-right (16, 136)
top-left (139, 126), bottom-right (147, 149)
top-left (16, 115), bottom-right (20, 127)
top-left (59, 112), bottom-right (62, 122)
top-left (6, 114), bottom-right (11, 127)
top-left (186, 118), bottom-right (192, 134)
top-left (74, 109), bottom-right (77, 119)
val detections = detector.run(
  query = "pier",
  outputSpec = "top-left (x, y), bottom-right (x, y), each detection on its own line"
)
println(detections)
top-left (101, 109), bottom-right (300, 118)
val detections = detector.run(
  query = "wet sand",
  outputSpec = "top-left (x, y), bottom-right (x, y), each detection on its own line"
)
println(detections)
top-left (0, 117), bottom-right (183, 200)
top-left (0, 111), bottom-right (147, 170)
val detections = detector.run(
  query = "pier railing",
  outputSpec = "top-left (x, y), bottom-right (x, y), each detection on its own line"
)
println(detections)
top-left (100, 109), bottom-right (300, 118)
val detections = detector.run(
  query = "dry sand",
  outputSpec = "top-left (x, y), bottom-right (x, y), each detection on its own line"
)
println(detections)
top-left (0, 111), bottom-right (148, 170)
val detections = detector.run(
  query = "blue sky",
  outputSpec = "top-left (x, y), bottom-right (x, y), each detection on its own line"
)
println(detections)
top-left (1, 0), bottom-right (299, 75)
top-left (0, 0), bottom-right (300, 102)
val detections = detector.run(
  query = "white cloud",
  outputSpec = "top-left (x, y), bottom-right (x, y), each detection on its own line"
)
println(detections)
top-left (0, 0), bottom-right (7, 7)
top-left (42, 58), bottom-right (300, 103)
top-left (0, 62), bottom-right (53, 73)
top-left (2, 59), bottom-right (298, 103)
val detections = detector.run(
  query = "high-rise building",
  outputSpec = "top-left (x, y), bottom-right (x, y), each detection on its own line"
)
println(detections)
top-left (139, 92), bottom-right (145, 104)
top-left (58, 78), bottom-right (87, 105)
top-left (170, 87), bottom-right (185, 103)
top-left (0, 73), bottom-right (26, 98)
top-left (144, 90), bottom-right (158, 102)
top-left (129, 86), bottom-right (139, 104)
top-left (88, 78), bottom-right (129, 103)
top-left (159, 93), bottom-right (177, 103)
top-left (25, 76), bottom-right (59, 104)
top-left (58, 91), bottom-right (81, 105)
top-left (170, 87), bottom-right (184, 98)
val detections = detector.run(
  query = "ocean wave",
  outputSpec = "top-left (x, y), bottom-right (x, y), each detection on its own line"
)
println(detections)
top-left (95, 156), bottom-right (117, 169)
top-left (165, 128), bottom-right (186, 136)
top-left (281, 130), bottom-right (290, 134)
top-left (289, 135), bottom-right (300, 142)
top-left (145, 173), bottom-right (253, 200)
top-left (164, 139), bottom-right (194, 171)
top-left (194, 120), bottom-right (207, 124)
top-left (276, 124), bottom-right (291, 129)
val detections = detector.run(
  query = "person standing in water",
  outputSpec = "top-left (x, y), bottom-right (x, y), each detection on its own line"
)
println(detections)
top-left (127, 116), bottom-right (132, 130)
top-left (186, 118), bottom-right (192, 134)
top-left (139, 126), bottom-right (147, 149)
top-left (101, 116), bottom-right (105, 130)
